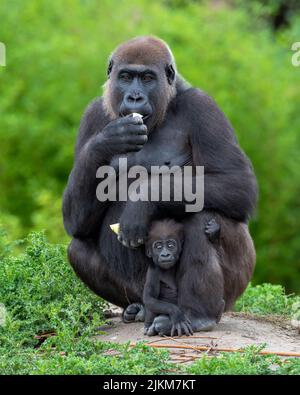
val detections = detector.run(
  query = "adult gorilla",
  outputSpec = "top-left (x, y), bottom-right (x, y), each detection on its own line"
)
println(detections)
top-left (62, 36), bottom-right (257, 333)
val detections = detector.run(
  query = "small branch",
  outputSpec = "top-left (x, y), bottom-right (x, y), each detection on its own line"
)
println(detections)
top-left (130, 342), bottom-right (300, 358)
top-left (147, 335), bottom-right (218, 347)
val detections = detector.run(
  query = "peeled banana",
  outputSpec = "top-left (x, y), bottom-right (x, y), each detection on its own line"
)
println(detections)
top-left (110, 223), bottom-right (120, 235)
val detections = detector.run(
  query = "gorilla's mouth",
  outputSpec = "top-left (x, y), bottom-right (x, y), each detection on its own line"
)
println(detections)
top-left (158, 260), bottom-right (176, 269)
top-left (119, 111), bottom-right (151, 121)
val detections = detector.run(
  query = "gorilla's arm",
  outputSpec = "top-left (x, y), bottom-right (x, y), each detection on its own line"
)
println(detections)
top-left (143, 267), bottom-right (185, 320)
top-left (62, 99), bottom-right (110, 238)
top-left (62, 98), bottom-right (147, 238)
top-left (187, 89), bottom-right (258, 222)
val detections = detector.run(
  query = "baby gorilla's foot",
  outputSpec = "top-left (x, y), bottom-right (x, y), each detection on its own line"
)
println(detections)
top-left (191, 317), bottom-right (217, 331)
top-left (122, 303), bottom-right (145, 323)
top-left (152, 315), bottom-right (172, 336)
top-left (205, 218), bottom-right (220, 243)
top-left (144, 323), bottom-right (157, 336)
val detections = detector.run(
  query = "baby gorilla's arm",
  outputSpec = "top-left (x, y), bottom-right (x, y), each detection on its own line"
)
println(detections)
top-left (205, 218), bottom-right (220, 243)
top-left (143, 267), bottom-right (193, 336)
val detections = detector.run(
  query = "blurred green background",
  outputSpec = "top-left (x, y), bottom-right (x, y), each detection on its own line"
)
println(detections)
top-left (0, 0), bottom-right (299, 292)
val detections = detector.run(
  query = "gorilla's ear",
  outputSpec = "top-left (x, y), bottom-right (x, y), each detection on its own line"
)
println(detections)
top-left (165, 64), bottom-right (175, 85)
top-left (107, 59), bottom-right (113, 77)
top-left (146, 246), bottom-right (152, 258)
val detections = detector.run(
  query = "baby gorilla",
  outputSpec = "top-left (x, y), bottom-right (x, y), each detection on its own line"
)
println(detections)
top-left (143, 218), bottom-right (221, 336)
top-left (143, 219), bottom-right (192, 337)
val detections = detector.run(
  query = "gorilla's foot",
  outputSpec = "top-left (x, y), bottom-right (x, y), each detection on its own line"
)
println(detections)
top-left (122, 303), bottom-right (145, 323)
top-left (152, 315), bottom-right (172, 336)
top-left (191, 317), bottom-right (217, 332)
top-left (144, 323), bottom-right (157, 336)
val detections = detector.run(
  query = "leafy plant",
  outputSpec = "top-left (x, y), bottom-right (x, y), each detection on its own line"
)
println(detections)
top-left (186, 345), bottom-right (300, 375)
top-left (235, 283), bottom-right (300, 315)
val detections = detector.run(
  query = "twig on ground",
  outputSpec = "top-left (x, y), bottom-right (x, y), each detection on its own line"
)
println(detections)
top-left (130, 342), bottom-right (300, 358)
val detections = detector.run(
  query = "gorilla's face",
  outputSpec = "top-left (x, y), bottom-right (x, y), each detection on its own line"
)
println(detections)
top-left (105, 61), bottom-right (176, 131)
top-left (117, 65), bottom-right (156, 119)
top-left (151, 238), bottom-right (181, 270)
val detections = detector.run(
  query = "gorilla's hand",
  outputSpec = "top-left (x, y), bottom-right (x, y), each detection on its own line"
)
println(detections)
top-left (118, 201), bottom-right (154, 248)
top-left (100, 114), bottom-right (148, 155)
top-left (170, 312), bottom-right (194, 337)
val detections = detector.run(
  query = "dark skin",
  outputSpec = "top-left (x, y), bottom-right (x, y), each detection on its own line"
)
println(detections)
top-left (143, 220), bottom-right (193, 337)
top-left (205, 218), bottom-right (220, 243)
top-left (63, 37), bottom-right (257, 333)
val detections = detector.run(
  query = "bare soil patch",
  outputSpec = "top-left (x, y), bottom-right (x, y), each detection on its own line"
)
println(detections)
top-left (97, 312), bottom-right (300, 363)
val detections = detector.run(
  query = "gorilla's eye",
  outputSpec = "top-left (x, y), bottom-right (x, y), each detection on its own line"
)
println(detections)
top-left (154, 242), bottom-right (162, 250)
top-left (142, 74), bottom-right (155, 83)
top-left (119, 72), bottom-right (132, 82)
top-left (167, 240), bottom-right (176, 249)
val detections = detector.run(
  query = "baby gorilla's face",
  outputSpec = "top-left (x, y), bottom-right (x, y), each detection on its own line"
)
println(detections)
top-left (151, 238), bottom-right (180, 269)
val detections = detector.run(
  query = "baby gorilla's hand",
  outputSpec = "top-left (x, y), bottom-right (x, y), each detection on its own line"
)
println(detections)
top-left (171, 313), bottom-right (193, 337)
top-left (205, 218), bottom-right (220, 243)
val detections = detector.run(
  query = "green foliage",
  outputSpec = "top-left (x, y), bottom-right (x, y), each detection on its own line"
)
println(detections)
top-left (0, 232), bottom-right (299, 375)
top-left (291, 301), bottom-right (300, 321)
top-left (0, 231), bottom-right (171, 374)
top-left (0, 231), bottom-right (105, 347)
top-left (186, 345), bottom-right (300, 375)
top-left (0, 0), bottom-right (300, 292)
top-left (235, 283), bottom-right (300, 315)
top-left (0, 340), bottom-right (171, 375)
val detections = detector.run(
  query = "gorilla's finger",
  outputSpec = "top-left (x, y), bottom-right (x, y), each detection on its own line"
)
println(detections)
top-left (129, 240), bottom-right (139, 248)
top-left (124, 134), bottom-right (148, 145)
top-left (186, 322), bottom-right (194, 335)
top-left (171, 325), bottom-right (176, 337)
top-left (126, 144), bottom-right (145, 152)
top-left (181, 323), bottom-right (190, 336)
top-left (126, 124), bottom-right (147, 134)
top-left (121, 239), bottom-right (129, 248)
top-left (176, 323), bottom-right (182, 337)
top-left (118, 114), bottom-right (143, 125)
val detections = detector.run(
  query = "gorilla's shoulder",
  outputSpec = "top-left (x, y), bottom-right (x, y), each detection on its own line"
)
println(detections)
top-left (83, 96), bottom-right (106, 119)
top-left (174, 87), bottom-right (234, 139)
top-left (176, 87), bottom-right (219, 112)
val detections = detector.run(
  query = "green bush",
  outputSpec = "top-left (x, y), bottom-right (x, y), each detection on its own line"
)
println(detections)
top-left (0, 231), bottom-right (172, 374)
top-left (0, 231), bottom-right (105, 347)
top-left (186, 345), bottom-right (300, 375)
top-left (0, 0), bottom-right (300, 291)
top-left (0, 232), bottom-right (299, 375)
top-left (235, 282), bottom-right (300, 315)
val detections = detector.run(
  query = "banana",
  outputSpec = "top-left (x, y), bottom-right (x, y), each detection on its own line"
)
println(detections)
top-left (110, 223), bottom-right (120, 235)
top-left (131, 112), bottom-right (143, 120)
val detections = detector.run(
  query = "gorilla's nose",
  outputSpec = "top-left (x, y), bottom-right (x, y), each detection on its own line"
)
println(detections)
top-left (160, 252), bottom-right (171, 260)
top-left (124, 92), bottom-right (147, 111)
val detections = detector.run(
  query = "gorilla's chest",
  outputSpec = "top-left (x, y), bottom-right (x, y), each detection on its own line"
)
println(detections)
top-left (158, 269), bottom-right (178, 304)
top-left (111, 123), bottom-right (192, 171)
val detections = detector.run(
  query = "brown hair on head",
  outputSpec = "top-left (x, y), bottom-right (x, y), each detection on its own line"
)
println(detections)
top-left (147, 219), bottom-right (184, 246)
top-left (110, 36), bottom-right (176, 68)
top-left (103, 36), bottom-right (177, 127)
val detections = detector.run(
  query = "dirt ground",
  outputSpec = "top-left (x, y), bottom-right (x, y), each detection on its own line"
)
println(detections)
top-left (96, 311), bottom-right (300, 363)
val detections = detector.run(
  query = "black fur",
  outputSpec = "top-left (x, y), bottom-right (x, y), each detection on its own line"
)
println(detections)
top-left (62, 37), bottom-right (257, 333)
